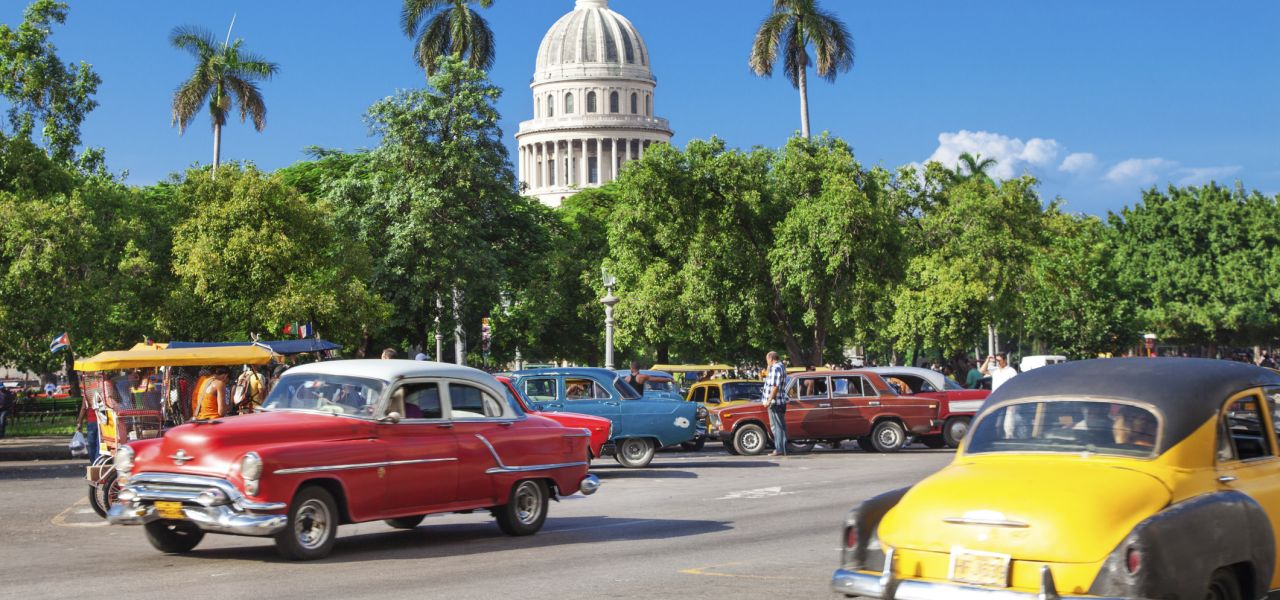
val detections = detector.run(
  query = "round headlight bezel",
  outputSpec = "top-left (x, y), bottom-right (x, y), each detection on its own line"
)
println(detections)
top-left (239, 452), bottom-right (263, 495)
top-left (114, 445), bottom-right (135, 484)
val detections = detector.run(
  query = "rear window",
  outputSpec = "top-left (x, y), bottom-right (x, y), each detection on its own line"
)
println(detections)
top-left (966, 400), bottom-right (1159, 458)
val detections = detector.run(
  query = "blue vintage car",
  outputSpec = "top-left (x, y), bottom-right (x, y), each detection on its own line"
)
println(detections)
top-left (512, 368), bottom-right (700, 467)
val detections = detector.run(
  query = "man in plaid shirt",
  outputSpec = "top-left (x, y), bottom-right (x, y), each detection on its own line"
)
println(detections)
top-left (762, 351), bottom-right (790, 456)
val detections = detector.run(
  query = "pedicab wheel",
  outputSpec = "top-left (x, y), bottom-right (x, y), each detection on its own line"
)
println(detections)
top-left (680, 437), bottom-right (706, 452)
top-left (384, 515), bottom-right (426, 529)
top-left (1206, 568), bottom-right (1242, 600)
top-left (144, 520), bottom-right (205, 553)
top-left (870, 420), bottom-right (908, 453)
top-left (732, 424), bottom-right (768, 456)
top-left (786, 440), bottom-right (816, 453)
top-left (93, 469), bottom-right (120, 518)
top-left (856, 436), bottom-right (877, 453)
top-left (274, 486), bottom-right (339, 561)
top-left (88, 484), bottom-right (106, 518)
top-left (920, 435), bottom-right (947, 449)
top-left (723, 441), bottom-right (740, 455)
top-left (495, 480), bottom-right (548, 536)
top-left (615, 438), bottom-right (656, 468)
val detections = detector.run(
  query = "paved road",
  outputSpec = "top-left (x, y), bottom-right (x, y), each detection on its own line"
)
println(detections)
top-left (0, 447), bottom-right (953, 600)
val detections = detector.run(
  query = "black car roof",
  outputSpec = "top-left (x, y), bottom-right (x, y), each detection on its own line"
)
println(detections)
top-left (986, 358), bottom-right (1280, 452)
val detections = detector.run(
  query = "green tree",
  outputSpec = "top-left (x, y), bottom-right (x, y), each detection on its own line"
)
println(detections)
top-left (951, 152), bottom-right (997, 183)
top-left (169, 25), bottom-right (278, 177)
top-left (401, 0), bottom-right (496, 76)
top-left (0, 0), bottom-right (100, 164)
top-left (1110, 183), bottom-right (1280, 350)
top-left (1021, 211), bottom-right (1138, 357)
top-left (165, 164), bottom-right (388, 346)
top-left (749, 0), bottom-right (854, 139)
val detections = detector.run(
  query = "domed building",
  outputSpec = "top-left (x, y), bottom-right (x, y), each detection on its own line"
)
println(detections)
top-left (515, 0), bottom-right (673, 207)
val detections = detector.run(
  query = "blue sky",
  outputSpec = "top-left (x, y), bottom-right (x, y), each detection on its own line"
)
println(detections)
top-left (5, 0), bottom-right (1278, 215)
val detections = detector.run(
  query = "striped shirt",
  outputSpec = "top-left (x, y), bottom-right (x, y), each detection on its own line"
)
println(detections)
top-left (762, 362), bottom-right (789, 405)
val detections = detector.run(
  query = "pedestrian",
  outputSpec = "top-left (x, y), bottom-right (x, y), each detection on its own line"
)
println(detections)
top-left (981, 353), bottom-right (1019, 392)
top-left (75, 391), bottom-right (99, 463)
top-left (380, 348), bottom-right (398, 360)
top-left (625, 361), bottom-right (651, 393)
top-left (762, 351), bottom-right (790, 457)
top-left (414, 352), bottom-right (429, 361)
top-left (44, 381), bottom-right (56, 399)
top-left (194, 367), bottom-right (231, 421)
top-left (0, 384), bottom-right (14, 439)
top-left (964, 359), bottom-right (984, 389)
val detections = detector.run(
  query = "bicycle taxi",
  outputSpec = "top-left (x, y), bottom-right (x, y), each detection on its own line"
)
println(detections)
top-left (74, 344), bottom-right (277, 517)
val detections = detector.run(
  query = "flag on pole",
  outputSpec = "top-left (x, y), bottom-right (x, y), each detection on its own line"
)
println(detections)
top-left (282, 322), bottom-right (296, 336)
top-left (299, 322), bottom-right (313, 339)
top-left (50, 332), bottom-right (70, 354)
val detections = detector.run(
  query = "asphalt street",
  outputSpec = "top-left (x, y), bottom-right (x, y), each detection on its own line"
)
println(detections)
top-left (0, 446), bottom-right (953, 600)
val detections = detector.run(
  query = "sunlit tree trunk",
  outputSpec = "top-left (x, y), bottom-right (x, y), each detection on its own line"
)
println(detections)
top-left (212, 121), bottom-right (222, 179)
top-left (798, 67), bottom-right (811, 139)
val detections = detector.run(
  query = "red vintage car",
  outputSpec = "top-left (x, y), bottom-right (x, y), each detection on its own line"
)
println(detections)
top-left (106, 360), bottom-right (600, 560)
top-left (864, 366), bottom-right (988, 448)
top-left (711, 370), bottom-right (939, 455)
top-left (496, 376), bottom-right (611, 461)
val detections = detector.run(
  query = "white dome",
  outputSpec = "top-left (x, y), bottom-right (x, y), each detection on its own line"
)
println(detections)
top-left (535, 0), bottom-right (651, 80)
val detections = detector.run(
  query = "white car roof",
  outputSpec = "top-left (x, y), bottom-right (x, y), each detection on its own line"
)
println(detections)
top-left (284, 359), bottom-right (505, 396)
top-left (862, 366), bottom-right (946, 389)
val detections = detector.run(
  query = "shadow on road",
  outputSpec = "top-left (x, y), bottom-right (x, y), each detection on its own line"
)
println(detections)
top-left (0, 463), bottom-right (83, 481)
top-left (592, 468), bottom-right (698, 479)
top-left (180, 516), bottom-right (734, 564)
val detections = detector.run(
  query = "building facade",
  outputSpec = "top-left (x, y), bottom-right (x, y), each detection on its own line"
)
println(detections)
top-left (515, 0), bottom-right (672, 207)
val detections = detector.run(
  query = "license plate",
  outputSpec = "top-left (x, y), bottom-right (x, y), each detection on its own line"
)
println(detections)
top-left (950, 547), bottom-right (1011, 587)
top-left (154, 501), bottom-right (185, 520)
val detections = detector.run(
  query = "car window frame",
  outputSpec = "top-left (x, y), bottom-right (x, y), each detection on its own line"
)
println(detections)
top-left (441, 379), bottom-right (515, 421)
top-left (520, 376), bottom-right (559, 403)
top-left (795, 375), bottom-right (830, 400)
top-left (385, 378), bottom-right (447, 422)
top-left (1217, 389), bottom-right (1277, 465)
top-left (965, 395), bottom-right (1165, 460)
top-left (564, 377), bottom-right (611, 402)
top-left (832, 375), bottom-right (879, 399)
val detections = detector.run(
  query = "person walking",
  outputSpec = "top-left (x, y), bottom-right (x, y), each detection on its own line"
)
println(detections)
top-left (75, 391), bottom-right (99, 463)
top-left (964, 359), bottom-right (984, 389)
top-left (762, 351), bottom-right (790, 457)
top-left (981, 353), bottom-right (1019, 392)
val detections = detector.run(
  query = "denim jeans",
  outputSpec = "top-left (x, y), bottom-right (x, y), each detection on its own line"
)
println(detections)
top-left (85, 421), bottom-right (99, 463)
top-left (768, 402), bottom-right (788, 454)
top-left (0, 409), bottom-right (7, 438)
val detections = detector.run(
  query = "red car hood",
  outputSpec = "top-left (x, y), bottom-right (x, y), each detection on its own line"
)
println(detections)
top-left (136, 411), bottom-right (374, 478)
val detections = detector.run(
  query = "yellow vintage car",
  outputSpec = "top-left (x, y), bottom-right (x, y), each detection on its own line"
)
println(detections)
top-left (833, 358), bottom-right (1280, 599)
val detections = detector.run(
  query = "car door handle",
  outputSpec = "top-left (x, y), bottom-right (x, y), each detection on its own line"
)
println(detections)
top-left (603, 402), bottom-right (620, 406)
top-left (546, 403), bottom-right (563, 408)
top-left (819, 403), bottom-right (831, 408)
top-left (1218, 475), bottom-right (1237, 484)
top-left (437, 423), bottom-right (453, 429)
top-left (868, 401), bottom-right (880, 407)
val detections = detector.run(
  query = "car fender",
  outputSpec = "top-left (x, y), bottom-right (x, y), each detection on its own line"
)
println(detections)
top-left (842, 486), bottom-right (912, 571)
top-left (1088, 490), bottom-right (1274, 597)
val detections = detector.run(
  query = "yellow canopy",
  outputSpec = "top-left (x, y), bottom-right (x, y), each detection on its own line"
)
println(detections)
top-left (650, 364), bottom-right (735, 373)
top-left (75, 345), bottom-right (274, 371)
top-left (127, 342), bottom-right (168, 351)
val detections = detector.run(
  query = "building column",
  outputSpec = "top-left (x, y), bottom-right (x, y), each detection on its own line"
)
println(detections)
top-left (623, 137), bottom-right (630, 165)
top-left (540, 143), bottom-right (547, 189)
top-left (549, 141), bottom-right (557, 188)
top-left (575, 139), bottom-right (583, 187)
top-left (518, 145), bottom-right (525, 187)
top-left (639, 139), bottom-right (647, 160)
top-left (598, 137), bottom-right (607, 183)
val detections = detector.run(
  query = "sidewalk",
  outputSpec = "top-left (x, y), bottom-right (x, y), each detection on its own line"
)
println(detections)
top-left (0, 435), bottom-right (78, 462)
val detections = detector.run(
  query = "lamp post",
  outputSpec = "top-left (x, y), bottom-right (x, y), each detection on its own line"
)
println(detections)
top-left (601, 268), bottom-right (619, 369)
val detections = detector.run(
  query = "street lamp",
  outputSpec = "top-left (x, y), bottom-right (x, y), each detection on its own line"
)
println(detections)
top-left (601, 268), bottom-right (619, 369)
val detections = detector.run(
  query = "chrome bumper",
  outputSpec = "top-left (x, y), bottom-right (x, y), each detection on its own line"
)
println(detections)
top-left (106, 472), bottom-right (287, 537)
top-left (832, 547), bottom-right (1135, 600)
top-left (579, 474), bottom-right (601, 496)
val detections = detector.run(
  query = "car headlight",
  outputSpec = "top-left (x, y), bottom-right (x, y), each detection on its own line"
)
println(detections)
top-left (115, 445), bottom-right (134, 485)
top-left (240, 452), bottom-right (263, 496)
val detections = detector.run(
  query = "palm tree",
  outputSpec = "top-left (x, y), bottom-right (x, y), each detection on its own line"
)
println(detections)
top-left (169, 25), bottom-right (278, 178)
top-left (749, 0), bottom-right (854, 139)
top-left (953, 152), bottom-right (998, 183)
top-left (401, 0), bottom-right (496, 76)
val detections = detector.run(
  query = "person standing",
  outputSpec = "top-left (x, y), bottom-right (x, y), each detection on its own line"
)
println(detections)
top-left (625, 361), bottom-right (651, 394)
top-left (0, 385), bottom-right (14, 438)
top-left (380, 348), bottom-right (398, 360)
top-left (981, 353), bottom-right (1019, 391)
top-left (194, 367), bottom-right (230, 421)
top-left (964, 359), bottom-right (984, 389)
top-left (75, 391), bottom-right (99, 463)
top-left (762, 351), bottom-right (790, 457)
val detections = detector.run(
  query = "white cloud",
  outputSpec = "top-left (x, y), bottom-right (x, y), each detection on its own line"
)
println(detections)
top-left (1059, 152), bottom-right (1098, 173)
top-left (925, 130), bottom-right (1062, 180)
top-left (1105, 158), bottom-right (1176, 185)
top-left (1176, 165), bottom-right (1242, 186)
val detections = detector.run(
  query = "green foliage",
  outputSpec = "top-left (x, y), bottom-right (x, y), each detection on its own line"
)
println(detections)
top-left (0, 0), bottom-right (101, 163)
top-left (748, 0), bottom-right (853, 137)
top-left (165, 164), bottom-right (388, 346)
top-left (1110, 184), bottom-right (1280, 347)
top-left (401, 0), bottom-right (496, 75)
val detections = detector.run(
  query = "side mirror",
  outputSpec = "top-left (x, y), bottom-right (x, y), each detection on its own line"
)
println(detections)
top-left (378, 412), bottom-right (402, 424)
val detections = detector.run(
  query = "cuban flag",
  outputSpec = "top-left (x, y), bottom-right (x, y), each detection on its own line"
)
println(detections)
top-left (50, 332), bottom-right (70, 354)
top-left (298, 322), bottom-right (313, 339)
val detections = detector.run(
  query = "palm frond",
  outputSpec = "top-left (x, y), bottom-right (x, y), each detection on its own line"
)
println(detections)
top-left (171, 68), bottom-right (213, 133)
top-left (226, 76), bottom-right (267, 131)
top-left (748, 11), bottom-right (791, 76)
top-left (810, 8), bottom-right (853, 81)
top-left (230, 51), bottom-right (280, 81)
top-left (781, 21), bottom-right (808, 89)
top-left (416, 12), bottom-right (455, 72)
top-left (170, 24), bottom-right (217, 59)
top-left (401, 0), bottom-right (453, 37)
top-left (467, 10), bottom-right (496, 72)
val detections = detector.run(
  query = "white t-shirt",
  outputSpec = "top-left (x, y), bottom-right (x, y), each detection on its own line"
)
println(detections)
top-left (990, 366), bottom-right (1019, 391)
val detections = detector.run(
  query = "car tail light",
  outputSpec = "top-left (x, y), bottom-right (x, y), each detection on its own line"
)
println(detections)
top-left (1125, 546), bottom-right (1141, 574)
top-left (845, 522), bottom-right (859, 549)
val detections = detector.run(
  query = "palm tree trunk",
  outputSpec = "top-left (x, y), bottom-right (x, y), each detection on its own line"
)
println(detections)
top-left (212, 122), bottom-right (222, 179)
top-left (798, 66), bottom-right (811, 139)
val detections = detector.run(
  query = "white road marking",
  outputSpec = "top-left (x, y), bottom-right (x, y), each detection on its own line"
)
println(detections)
top-left (716, 486), bottom-right (794, 500)
top-left (50, 497), bottom-right (107, 528)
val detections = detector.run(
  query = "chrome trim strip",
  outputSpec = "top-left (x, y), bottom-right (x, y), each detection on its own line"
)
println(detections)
top-left (125, 472), bottom-right (286, 512)
top-left (830, 568), bottom-right (1126, 600)
top-left (942, 517), bottom-right (1031, 528)
top-left (562, 431), bottom-right (591, 438)
top-left (474, 434), bottom-right (589, 474)
top-left (273, 457), bottom-right (457, 475)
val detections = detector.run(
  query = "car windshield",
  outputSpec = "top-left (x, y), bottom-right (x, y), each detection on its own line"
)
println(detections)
top-left (943, 377), bottom-right (965, 390)
top-left (645, 380), bottom-right (678, 393)
top-left (262, 373), bottom-right (384, 417)
top-left (723, 382), bottom-right (763, 401)
top-left (966, 400), bottom-right (1159, 458)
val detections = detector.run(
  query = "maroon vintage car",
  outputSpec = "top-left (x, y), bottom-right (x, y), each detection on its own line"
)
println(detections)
top-left (864, 366), bottom-right (988, 448)
top-left (107, 360), bottom-right (600, 560)
top-left (711, 370), bottom-right (939, 455)
top-left (496, 376), bottom-right (611, 461)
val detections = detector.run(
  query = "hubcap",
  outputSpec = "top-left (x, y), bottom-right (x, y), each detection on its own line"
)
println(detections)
top-left (742, 430), bottom-right (762, 451)
top-left (951, 421), bottom-right (969, 440)
top-left (879, 428), bottom-right (899, 447)
top-left (294, 499), bottom-right (331, 550)
top-left (623, 440), bottom-right (645, 460)
top-left (514, 482), bottom-right (542, 525)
